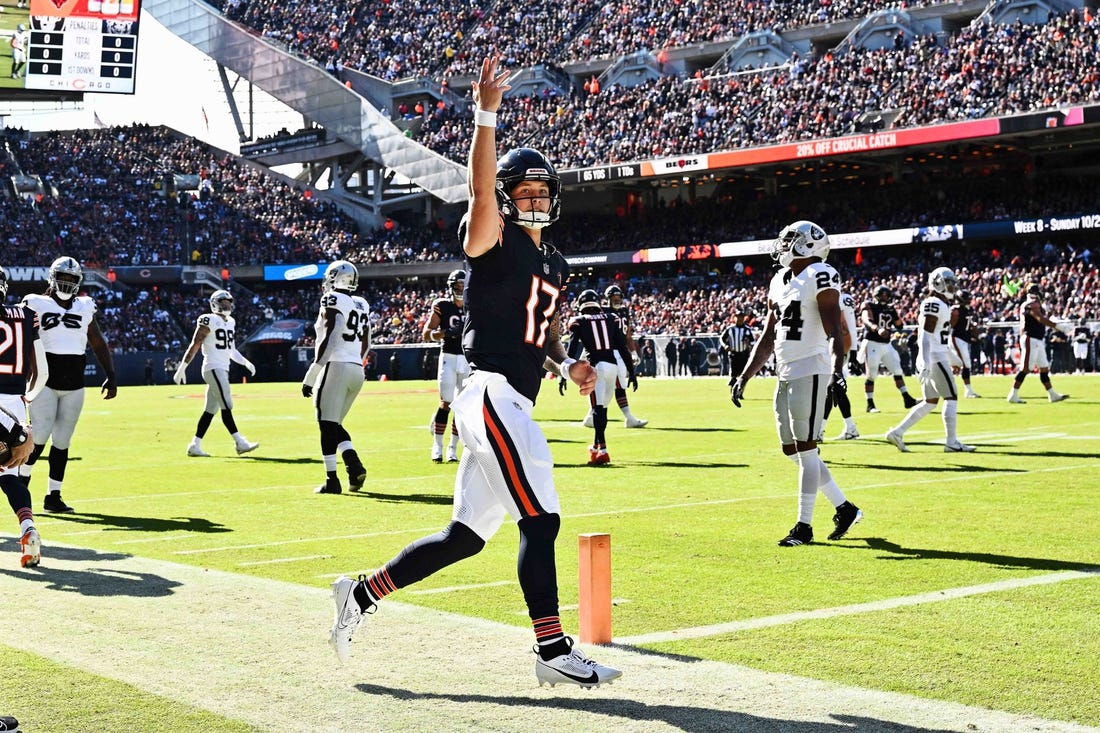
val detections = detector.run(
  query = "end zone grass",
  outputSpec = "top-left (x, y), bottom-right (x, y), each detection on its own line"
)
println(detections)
top-left (1, 374), bottom-right (1097, 729)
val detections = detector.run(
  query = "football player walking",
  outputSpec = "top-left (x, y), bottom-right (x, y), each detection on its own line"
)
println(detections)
top-left (174, 289), bottom-right (260, 457)
top-left (731, 222), bottom-right (862, 547)
top-left (19, 257), bottom-right (116, 514)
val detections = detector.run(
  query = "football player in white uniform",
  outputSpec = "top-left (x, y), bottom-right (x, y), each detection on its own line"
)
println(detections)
top-left (886, 267), bottom-right (975, 453)
top-left (173, 290), bottom-right (259, 457)
top-left (422, 269), bottom-right (469, 463)
top-left (19, 257), bottom-right (117, 514)
top-left (731, 221), bottom-right (862, 547)
top-left (302, 261), bottom-right (370, 494)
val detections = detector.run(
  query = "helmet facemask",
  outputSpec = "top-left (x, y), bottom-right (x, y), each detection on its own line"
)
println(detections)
top-left (49, 257), bottom-right (83, 301)
top-left (771, 221), bottom-right (830, 268)
top-left (210, 290), bottom-right (234, 316)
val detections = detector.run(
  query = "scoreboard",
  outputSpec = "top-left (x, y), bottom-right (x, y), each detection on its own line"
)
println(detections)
top-left (23, 0), bottom-right (141, 94)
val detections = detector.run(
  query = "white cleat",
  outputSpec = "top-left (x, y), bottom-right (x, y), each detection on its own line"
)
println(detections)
top-left (445, 448), bottom-right (458, 463)
top-left (944, 441), bottom-right (976, 453)
top-left (235, 439), bottom-right (259, 455)
top-left (581, 412), bottom-right (594, 429)
top-left (329, 575), bottom-right (371, 664)
top-left (965, 391), bottom-right (981, 398)
top-left (1006, 395), bottom-right (1026, 404)
top-left (20, 528), bottom-right (41, 568)
top-left (534, 638), bottom-right (622, 689)
top-left (885, 429), bottom-right (910, 453)
top-left (186, 444), bottom-right (210, 457)
top-left (833, 430), bottom-right (860, 440)
top-left (1049, 392), bottom-right (1068, 403)
top-left (431, 445), bottom-right (443, 463)
top-left (624, 417), bottom-right (648, 428)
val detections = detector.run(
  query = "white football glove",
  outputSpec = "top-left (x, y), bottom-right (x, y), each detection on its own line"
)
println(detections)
top-left (242, 359), bottom-right (256, 376)
top-left (173, 363), bottom-right (188, 385)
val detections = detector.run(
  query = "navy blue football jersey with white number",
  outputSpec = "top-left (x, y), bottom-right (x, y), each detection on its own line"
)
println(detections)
top-left (463, 217), bottom-right (569, 403)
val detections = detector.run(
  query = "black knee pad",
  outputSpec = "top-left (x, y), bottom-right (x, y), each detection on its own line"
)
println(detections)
top-left (518, 513), bottom-right (561, 545)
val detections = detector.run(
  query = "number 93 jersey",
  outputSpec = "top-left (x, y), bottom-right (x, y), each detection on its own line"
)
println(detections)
top-left (197, 312), bottom-right (235, 371)
top-left (317, 291), bottom-right (371, 364)
top-left (20, 294), bottom-right (97, 355)
top-left (768, 262), bottom-right (840, 380)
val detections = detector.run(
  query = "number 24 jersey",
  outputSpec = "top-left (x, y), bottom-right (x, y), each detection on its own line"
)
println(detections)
top-left (768, 262), bottom-right (840, 380)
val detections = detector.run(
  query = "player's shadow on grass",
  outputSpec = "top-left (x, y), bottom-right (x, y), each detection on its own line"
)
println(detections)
top-left (238, 456), bottom-right (318, 464)
top-left (354, 683), bottom-right (959, 733)
top-left (858, 537), bottom-right (1100, 572)
top-left (349, 491), bottom-right (452, 506)
top-left (967, 448), bottom-right (1099, 459)
top-left (835, 462), bottom-right (1014, 473)
top-left (0, 542), bottom-right (183, 597)
top-left (45, 513), bottom-right (231, 534)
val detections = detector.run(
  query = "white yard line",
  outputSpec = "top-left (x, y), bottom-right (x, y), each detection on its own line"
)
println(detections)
top-left (237, 554), bottom-right (332, 567)
top-left (1, 544), bottom-right (1095, 733)
top-left (617, 570), bottom-right (1100, 645)
top-left (408, 580), bottom-right (516, 595)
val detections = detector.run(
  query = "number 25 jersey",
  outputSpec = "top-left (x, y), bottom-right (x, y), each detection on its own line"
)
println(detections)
top-left (768, 262), bottom-right (840, 380)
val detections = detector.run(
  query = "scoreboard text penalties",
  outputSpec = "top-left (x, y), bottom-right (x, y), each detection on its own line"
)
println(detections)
top-left (25, 0), bottom-right (141, 94)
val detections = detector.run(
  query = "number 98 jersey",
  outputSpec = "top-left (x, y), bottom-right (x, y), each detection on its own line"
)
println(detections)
top-left (317, 291), bottom-right (371, 364)
top-left (768, 262), bottom-right (840, 380)
top-left (197, 312), bottom-right (235, 371)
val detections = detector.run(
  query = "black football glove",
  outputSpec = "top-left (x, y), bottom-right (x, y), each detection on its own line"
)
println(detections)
top-left (831, 372), bottom-right (847, 393)
top-left (301, 383), bottom-right (313, 398)
top-left (101, 372), bottom-right (118, 399)
top-left (627, 373), bottom-right (638, 392)
top-left (730, 376), bottom-right (746, 408)
top-left (558, 376), bottom-right (568, 395)
top-left (848, 351), bottom-right (862, 376)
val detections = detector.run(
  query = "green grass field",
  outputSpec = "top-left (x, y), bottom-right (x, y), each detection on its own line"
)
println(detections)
top-left (2, 374), bottom-right (1098, 730)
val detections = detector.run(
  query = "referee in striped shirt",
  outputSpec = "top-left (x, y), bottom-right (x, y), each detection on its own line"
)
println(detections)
top-left (721, 308), bottom-right (754, 377)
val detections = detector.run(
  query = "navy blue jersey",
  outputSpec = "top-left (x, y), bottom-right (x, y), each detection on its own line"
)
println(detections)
top-left (463, 218), bottom-right (569, 403)
top-left (862, 300), bottom-right (900, 343)
top-left (0, 305), bottom-right (37, 396)
top-left (954, 303), bottom-right (974, 342)
top-left (568, 312), bottom-right (628, 366)
top-left (433, 298), bottom-right (465, 356)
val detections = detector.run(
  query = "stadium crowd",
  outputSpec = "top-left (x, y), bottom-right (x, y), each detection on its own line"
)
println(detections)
top-left (415, 11), bottom-right (1100, 168)
top-left (211, 0), bottom-right (960, 81)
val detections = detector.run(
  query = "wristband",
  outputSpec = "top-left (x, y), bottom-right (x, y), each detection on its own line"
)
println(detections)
top-left (474, 109), bottom-right (497, 128)
top-left (558, 358), bottom-right (576, 380)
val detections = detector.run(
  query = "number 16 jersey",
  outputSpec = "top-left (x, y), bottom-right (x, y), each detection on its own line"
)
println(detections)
top-left (768, 261), bottom-right (840, 380)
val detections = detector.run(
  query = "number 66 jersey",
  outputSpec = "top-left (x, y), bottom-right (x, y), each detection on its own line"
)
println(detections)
top-left (768, 261), bottom-right (841, 380)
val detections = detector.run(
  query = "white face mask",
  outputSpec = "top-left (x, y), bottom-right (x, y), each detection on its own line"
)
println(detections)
top-left (55, 290), bottom-right (75, 301)
top-left (515, 210), bottom-right (553, 230)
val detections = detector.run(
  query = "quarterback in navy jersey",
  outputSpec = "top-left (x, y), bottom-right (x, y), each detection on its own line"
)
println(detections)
top-left (327, 54), bottom-right (621, 689)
